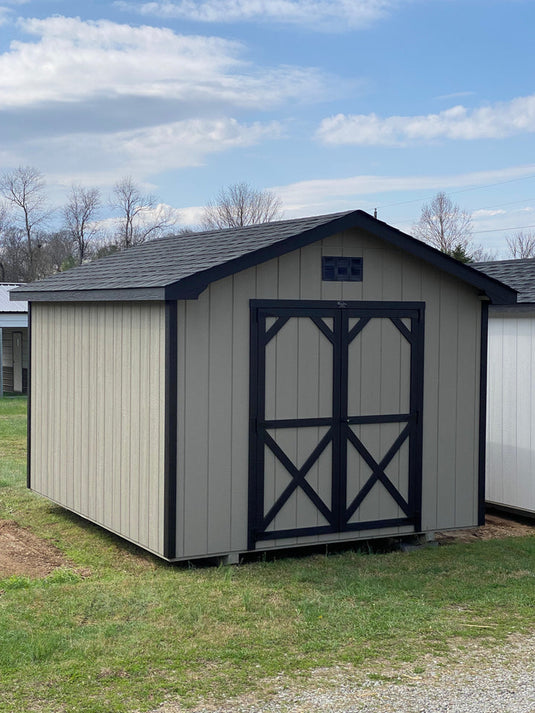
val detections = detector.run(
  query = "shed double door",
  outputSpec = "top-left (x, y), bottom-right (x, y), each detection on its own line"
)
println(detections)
top-left (248, 299), bottom-right (424, 549)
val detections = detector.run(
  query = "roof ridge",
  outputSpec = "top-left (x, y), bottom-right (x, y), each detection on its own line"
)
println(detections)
top-left (146, 209), bottom-right (356, 243)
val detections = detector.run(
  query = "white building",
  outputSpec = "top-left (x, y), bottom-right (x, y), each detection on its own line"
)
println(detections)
top-left (474, 258), bottom-right (535, 516)
top-left (0, 283), bottom-right (28, 397)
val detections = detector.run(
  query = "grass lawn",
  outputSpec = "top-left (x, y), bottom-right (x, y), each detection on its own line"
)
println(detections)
top-left (1, 396), bottom-right (534, 713)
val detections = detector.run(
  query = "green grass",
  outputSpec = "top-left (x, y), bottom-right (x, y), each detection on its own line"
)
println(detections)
top-left (0, 396), bottom-right (27, 489)
top-left (1, 396), bottom-right (535, 712)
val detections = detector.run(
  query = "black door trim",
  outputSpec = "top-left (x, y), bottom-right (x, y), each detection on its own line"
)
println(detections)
top-left (248, 299), bottom-right (425, 549)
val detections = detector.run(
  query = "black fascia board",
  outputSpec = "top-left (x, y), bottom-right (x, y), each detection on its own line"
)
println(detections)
top-left (352, 213), bottom-right (517, 305)
top-left (12, 287), bottom-right (167, 302)
top-left (165, 210), bottom-right (518, 305)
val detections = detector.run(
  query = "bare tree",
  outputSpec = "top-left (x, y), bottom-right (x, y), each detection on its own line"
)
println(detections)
top-left (0, 202), bottom-right (11, 281)
top-left (111, 176), bottom-right (178, 249)
top-left (0, 227), bottom-right (28, 282)
top-left (470, 245), bottom-right (498, 263)
top-left (413, 192), bottom-right (472, 257)
top-left (0, 166), bottom-right (52, 280)
top-left (201, 182), bottom-right (283, 230)
top-left (63, 185), bottom-right (101, 264)
top-left (40, 230), bottom-right (78, 274)
top-left (506, 231), bottom-right (535, 259)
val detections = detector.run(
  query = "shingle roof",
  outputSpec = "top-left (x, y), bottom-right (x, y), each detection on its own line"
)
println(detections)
top-left (472, 259), bottom-right (535, 303)
top-left (11, 209), bottom-right (517, 305)
top-left (15, 212), bottom-right (346, 297)
top-left (0, 283), bottom-right (27, 313)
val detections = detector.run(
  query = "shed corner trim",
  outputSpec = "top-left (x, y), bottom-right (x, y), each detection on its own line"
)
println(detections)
top-left (163, 300), bottom-right (178, 559)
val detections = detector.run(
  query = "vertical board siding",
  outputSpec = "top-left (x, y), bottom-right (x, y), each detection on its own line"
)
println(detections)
top-left (175, 228), bottom-right (483, 557)
top-left (31, 302), bottom-right (166, 556)
top-left (434, 280), bottom-right (459, 529)
top-left (455, 286), bottom-right (480, 526)
top-left (486, 313), bottom-right (535, 513)
top-left (1, 328), bottom-right (29, 392)
top-left (207, 279), bottom-right (234, 554)
top-left (182, 292), bottom-right (211, 557)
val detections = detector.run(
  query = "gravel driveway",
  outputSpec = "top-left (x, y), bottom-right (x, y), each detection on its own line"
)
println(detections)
top-left (151, 632), bottom-right (535, 713)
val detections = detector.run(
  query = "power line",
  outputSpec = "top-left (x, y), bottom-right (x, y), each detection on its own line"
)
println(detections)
top-left (447, 173), bottom-right (535, 197)
top-left (377, 172), bottom-right (535, 212)
top-left (373, 172), bottom-right (535, 241)
top-left (475, 196), bottom-right (535, 211)
top-left (473, 223), bottom-right (535, 235)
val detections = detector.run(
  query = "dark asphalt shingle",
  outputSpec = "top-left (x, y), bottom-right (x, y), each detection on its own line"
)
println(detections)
top-left (473, 259), bottom-right (535, 303)
top-left (12, 212), bottom-right (352, 293)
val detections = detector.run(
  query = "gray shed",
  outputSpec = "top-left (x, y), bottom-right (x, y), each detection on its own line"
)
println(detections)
top-left (0, 283), bottom-right (28, 397)
top-left (13, 210), bottom-right (516, 561)
top-left (473, 258), bottom-right (535, 516)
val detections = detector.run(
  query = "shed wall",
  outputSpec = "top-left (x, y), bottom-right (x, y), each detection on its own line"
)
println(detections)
top-left (31, 302), bottom-right (166, 555)
top-left (175, 228), bottom-right (483, 558)
top-left (486, 311), bottom-right (535, 513)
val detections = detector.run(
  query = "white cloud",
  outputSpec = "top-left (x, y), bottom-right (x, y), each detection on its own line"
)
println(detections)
top-left (4, 118), bottom-right (282, 185)
top-left (0, 16), bottom-right (327, 109)
top-left (317, 95), bottom-right (535, 146)
top-left (472, 209), bottom-right (506, 218)
top-left (435, 91), bottom-right (475, 102)
top-left (115, 0), bottom-right (399, 31)
top-left (178, 205), bottom-right (205, 226)
top-left (110, 117), bottom-right (283, 173)
top-left (272, 165), bottom-right (535, 216)
top-left (0, 5), bottom-right (14, 24)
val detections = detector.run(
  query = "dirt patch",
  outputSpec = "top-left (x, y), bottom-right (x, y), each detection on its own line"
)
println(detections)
top-left (437, 512), bottom-right (535, 544)
top-left (0, 512), bottom-right (534, 580)
top-left (0, 520), bottom-right (72, 578)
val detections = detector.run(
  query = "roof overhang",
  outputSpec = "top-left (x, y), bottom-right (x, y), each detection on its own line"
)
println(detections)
top-left (13, 287), bottom-right (168, 302)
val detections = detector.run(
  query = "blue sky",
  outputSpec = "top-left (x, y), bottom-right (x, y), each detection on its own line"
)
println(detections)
top-left (0, 0), bottom-right (534, 255)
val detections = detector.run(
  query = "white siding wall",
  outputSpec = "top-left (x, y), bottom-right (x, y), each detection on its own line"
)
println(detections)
top-left (486, 312), bottom-right (535, 513)
top-left (31, 302), bottom-right (166, 556)
top-left (175, 229), bottom-right (483, 558)
top-left (0, 315), bottom-right (28, 328)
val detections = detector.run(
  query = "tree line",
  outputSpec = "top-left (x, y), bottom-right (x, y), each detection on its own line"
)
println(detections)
top-left (0, 167), bottom-right (183, 283)
top-left (0, 169), bottom-right (284, 283)
top-left (1, 164), bottom-right (531, 284)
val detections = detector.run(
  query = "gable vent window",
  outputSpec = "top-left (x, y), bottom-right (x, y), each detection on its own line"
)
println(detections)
top-left (322, 256), bottom-right (363, 282)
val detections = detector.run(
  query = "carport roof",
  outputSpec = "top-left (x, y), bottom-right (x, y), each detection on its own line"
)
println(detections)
top-left (0, 283), bottom-right (27, 313)
top-left (11, 209), bottom-right (517, 305)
